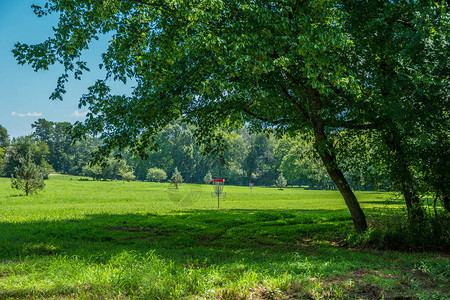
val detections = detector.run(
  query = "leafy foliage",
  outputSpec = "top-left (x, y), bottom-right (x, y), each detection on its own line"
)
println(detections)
top-left (32, 119), bottom-right (73, 173)
top-left (82, 164), bottom-right (102, 180)
top-left (341, 1), bottom-right (450, 216)
top-left (348, 209), bottom-right (450, 252)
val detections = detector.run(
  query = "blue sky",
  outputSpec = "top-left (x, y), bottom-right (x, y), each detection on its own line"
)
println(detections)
top-left (0, 1), bottom-right (131, 138)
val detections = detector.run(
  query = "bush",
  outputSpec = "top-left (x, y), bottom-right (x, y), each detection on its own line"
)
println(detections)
top-left (146, 168), bottom-right (167, 182)
top-left (122, 171), bottom-right (136, 182)
top-left (348, 208), bottom-right (450, 251)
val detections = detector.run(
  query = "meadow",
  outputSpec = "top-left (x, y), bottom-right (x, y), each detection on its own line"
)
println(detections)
top-left (0, 176), bottom-right (448, 299)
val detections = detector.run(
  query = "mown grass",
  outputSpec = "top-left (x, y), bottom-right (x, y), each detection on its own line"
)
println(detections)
top-left (0, 176), bottom-right (448, 299)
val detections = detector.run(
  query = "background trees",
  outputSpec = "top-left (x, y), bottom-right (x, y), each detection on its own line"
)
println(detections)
top-left (204, 171), bottom-right (212, 185)
top-left (1, 136), bottom-right (51, 178)
top-left (276, 136), bottom-right (332, 189)
top-left (0, 125), bottom-right (8, 166)
top-left (2, 119), bottom-right (391, 190)
top-left (0, 125), bottom-right (9, 148)
top-left (32, 119), bottom-right (73, 174)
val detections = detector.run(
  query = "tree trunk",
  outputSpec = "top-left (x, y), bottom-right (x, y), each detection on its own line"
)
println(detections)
top-left (443, 191), bottom-right (450, 213)
top-left (309, 89), bottom-right (368, 233)
top-left (381, 127), bottom-right (424, 219)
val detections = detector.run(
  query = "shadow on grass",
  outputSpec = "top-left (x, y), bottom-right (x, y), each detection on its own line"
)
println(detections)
top-left (1, 209), bottom-right (448, 300)
top-left (0, 209), bottom-right (355, 261)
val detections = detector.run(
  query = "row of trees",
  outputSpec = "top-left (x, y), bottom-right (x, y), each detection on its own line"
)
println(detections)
top-left (1, 119), bottom-right (385, 188)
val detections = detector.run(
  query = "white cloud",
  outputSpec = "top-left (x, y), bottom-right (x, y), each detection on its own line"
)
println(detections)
top-left (11, 111), bottom-right (43, 117)
top-left (70, 110), bottom-right (89, 117)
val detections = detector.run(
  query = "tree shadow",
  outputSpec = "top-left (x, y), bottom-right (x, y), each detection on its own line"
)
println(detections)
top-left (0, 209), bottom-right (355, 262)
top-left (1, 209), bottom-right (443, 300)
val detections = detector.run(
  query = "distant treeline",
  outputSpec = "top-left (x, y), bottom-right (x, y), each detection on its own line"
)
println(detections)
top-left (1, 119), bottom-right (388, 189)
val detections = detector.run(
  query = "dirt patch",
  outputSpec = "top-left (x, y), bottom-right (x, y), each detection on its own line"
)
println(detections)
top-left (350, 269), bottom-right (398, 281)
top-left (0, 271), bottom-right (12, 277)
top-left (185, 262), bottom-right (210, 269)
top-left (411, 269), bottom-right (428, 280)
top-left (354, 283), bottom-right (385, 299)
top-left (249, 286), bottom-right (286, 300)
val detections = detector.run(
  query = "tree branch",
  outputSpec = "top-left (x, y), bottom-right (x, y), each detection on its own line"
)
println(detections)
top-left (241, 108), bottom-right (295, 125)
top-left (396, 19), bottom-right (416, 32)
top-left (278, 84), bottom-right (310, 121)
top-left (129, 0), bottom-right (173, 10)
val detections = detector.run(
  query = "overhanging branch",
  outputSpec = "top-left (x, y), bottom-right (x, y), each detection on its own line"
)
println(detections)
top-left (278, 84), bottom-right (310, 121)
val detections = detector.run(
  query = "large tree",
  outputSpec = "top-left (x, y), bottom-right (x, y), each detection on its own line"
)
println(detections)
top-left (16, 0), bottom-right (409, 232)
top-left (341, 1), bottom-right (450, 218)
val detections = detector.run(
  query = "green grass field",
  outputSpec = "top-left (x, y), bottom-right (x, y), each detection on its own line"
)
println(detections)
top-left (0, 176), bottom-right (448, 299)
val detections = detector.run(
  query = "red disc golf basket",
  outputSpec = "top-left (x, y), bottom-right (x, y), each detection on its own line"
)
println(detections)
top-left (249, 182), bottom-right (254, 191)
top-left (212, 179), bottom-right (226, 209)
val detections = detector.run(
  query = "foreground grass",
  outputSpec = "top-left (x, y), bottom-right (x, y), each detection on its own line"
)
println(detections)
top-left (0, 176), bottom-right (448, 299)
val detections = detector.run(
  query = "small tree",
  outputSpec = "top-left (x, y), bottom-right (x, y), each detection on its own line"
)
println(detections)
top-left (276, 173), bottom-right (287, 190)
top-left (171, 167), bottom-right (183, 189)
top-left (11, 151), bottom-right (45, 196)
top-left (147, 167), bottom-right (167, 183)
top-left (204, 171), bottom-right (212, 185)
